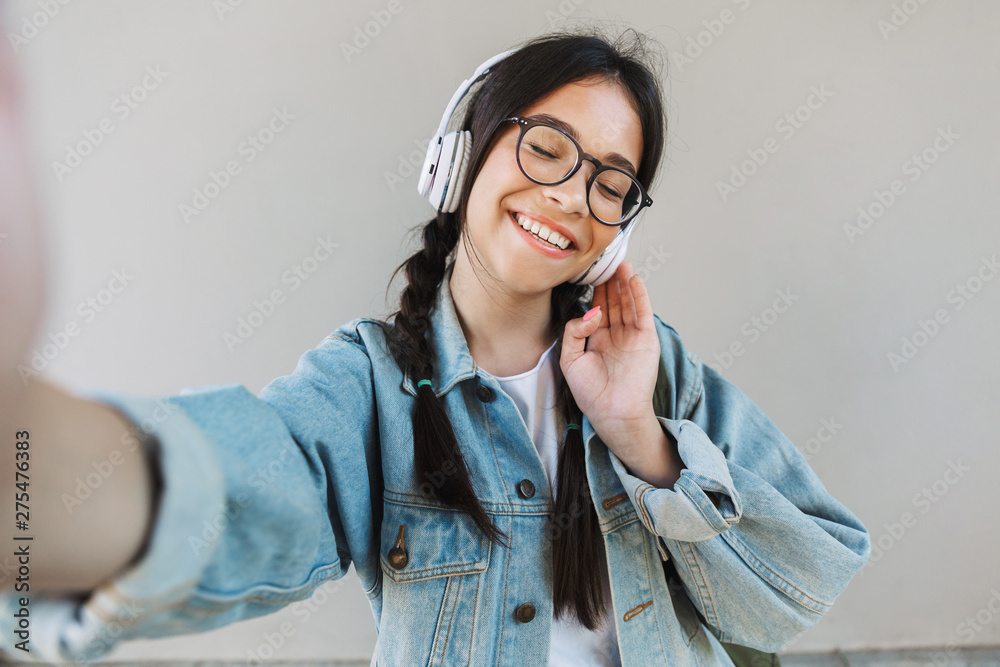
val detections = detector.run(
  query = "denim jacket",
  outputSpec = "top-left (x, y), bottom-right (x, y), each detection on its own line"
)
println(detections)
top-left (0, 266), bottom-right (871, 665)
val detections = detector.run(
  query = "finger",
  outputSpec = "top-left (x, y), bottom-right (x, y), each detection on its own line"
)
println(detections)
top-left (620, 261), bottom-right (639, 328)
top-left (606, 261), bottom-right (624, 330)
top-left (592, 279), bottom-right (610, 330)
top-left (631, 271), bottom-right (655, 331)
top-left (560, 306), bottom-right (602, 366)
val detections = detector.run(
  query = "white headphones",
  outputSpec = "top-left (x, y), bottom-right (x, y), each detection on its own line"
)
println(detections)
top-left (416, 48), bottom-right (641, 287)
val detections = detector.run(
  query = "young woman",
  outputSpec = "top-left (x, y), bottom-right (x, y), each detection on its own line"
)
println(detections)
top-left (0, 27), bottom-right (870, 666)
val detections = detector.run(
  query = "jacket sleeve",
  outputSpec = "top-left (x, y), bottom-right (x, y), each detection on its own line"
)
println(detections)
top-left (607, 314), bottom-right (871, 652)
top-left (0, 324), bottom-right (382, 663)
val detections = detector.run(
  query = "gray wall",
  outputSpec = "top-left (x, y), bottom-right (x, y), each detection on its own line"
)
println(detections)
top-left (3, 0), bottom-right (998, 661)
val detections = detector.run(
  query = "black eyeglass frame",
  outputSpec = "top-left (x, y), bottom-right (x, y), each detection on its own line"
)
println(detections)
top-left (501, 116), bottom-right (653, 226)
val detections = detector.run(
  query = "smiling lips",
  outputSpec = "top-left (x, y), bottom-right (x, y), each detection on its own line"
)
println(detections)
top-left (511, 211), bottom-right (574, 251)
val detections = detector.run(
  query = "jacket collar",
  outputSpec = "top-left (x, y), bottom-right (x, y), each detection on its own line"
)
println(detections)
top-left (398, 260), bottom-right (601, 449)
top-left (400, 261), bottom-right (479, 398)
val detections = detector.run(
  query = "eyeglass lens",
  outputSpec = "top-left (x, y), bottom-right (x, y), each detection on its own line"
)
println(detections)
top-left (518, 124), bottom-right (642, 224)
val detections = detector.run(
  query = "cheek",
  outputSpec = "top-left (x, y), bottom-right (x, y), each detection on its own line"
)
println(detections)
top-left (593, 226), bottom-right (620, 255)
top-left (466, 159), bottom-right (499, 214)
top-left (467, 141), bottom-right (522, 209)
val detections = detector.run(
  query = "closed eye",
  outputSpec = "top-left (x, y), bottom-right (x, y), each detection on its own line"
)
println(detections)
top-left (527, 142), bottom-right (558, 159)
top-left (598, 182), bottom-right (624, 200)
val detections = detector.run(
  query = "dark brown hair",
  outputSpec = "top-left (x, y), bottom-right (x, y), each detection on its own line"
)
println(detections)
top-left (380, 27), bottom-right (666, 630)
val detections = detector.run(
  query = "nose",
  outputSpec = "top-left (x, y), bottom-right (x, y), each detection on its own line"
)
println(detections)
top-left (539, 163), bottom-right (592, 218)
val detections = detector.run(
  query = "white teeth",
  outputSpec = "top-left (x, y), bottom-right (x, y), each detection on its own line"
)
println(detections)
top-left (515, 213), bottom-right (571, 250)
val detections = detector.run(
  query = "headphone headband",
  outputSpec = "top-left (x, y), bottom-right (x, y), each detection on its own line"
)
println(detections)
top-left (430, 49), bottom-right (516, 141)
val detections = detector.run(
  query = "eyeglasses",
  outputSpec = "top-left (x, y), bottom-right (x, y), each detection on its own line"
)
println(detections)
top-left (501, 116), bottom-right (652, 226)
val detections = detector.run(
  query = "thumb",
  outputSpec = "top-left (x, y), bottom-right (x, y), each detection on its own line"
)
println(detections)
top-left (561, 306), bottom-right (601, 366)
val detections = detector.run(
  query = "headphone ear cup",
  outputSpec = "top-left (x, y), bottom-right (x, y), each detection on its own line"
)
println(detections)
top-left (428, 130), bottom-right (471, 212)
top-left (417, 136), bottom-right (441, 199)
top-left (442, 131), bottom-right (472, 213)
top-left (427, 131), bottom-right (457, 211)
top-left (569, 221), bottom-right (637, 286)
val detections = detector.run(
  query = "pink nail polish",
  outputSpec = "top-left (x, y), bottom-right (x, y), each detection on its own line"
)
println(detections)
top-left (583, 306), bottom-right (600, 321)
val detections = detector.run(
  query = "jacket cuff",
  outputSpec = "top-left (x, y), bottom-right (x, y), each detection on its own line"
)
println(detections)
top-left (0, 389), bottom-right (226, 662)
top-left (608, 417), bottom-right (743, 543)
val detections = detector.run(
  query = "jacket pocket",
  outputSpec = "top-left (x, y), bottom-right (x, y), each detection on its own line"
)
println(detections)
top-left (375, 498), bottom-right (490, 666)
top-left (379, 498), bottom-right (490, 581)
top-left (664, 559), bottom-right (704, 647)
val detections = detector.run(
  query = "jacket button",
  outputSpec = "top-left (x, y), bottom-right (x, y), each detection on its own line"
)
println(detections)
top-left (476, 384), bottom-right (494, 403)
top-left (387, 545), bottom-right (408, 570)
top-left (517, 479), bottom-right (535, 499)
top-left (515, 603), bottom-right (536, 623)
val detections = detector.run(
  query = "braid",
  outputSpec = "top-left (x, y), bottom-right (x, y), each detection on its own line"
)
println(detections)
top-left (383, 212), bottom-right (509, 548)
top-left (386, 212), bottom-right (456, 378)
top-left (548, 281), bottom-right (608, 631)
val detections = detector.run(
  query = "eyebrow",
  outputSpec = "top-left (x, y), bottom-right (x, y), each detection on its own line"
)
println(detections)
top-left (527, 113), bottom-right (639, 175)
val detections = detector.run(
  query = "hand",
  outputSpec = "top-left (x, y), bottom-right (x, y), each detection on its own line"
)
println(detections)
top-left (559, 260), bottom-right (661, 452)
top-left (0, 22), bottom-right (48, 396)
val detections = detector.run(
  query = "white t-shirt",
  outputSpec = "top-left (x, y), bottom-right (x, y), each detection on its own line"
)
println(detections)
top-left (482, 341), bottom-right (622, 667)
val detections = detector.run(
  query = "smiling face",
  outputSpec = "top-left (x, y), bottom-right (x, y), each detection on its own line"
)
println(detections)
top-left (460, 75), bottom-right (644, 294)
